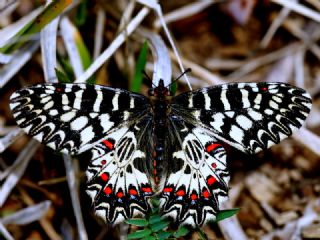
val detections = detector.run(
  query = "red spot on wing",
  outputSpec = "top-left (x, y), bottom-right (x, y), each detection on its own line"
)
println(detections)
top-left (206, 143), bottom-right (221, 153)
top-left (101, 159), bottom-right (107, 165)
top-left (102, 140), bottom-right (114, 150)
top-left (116, 191), bottom-right (124, 198)
top-left (207, 176), bottom-right (217, 185)
top-left (176, 190), bottom-right (185, 196)
top-left (56, 88), bottom-right (63, 92)
top-left (260, 87), bottom-right (268, 91)
top-left (141, 187), bottom-right (152, 193)
top-left (104, 187), bottom-right (112, 195)
top-left (163, 187), bottom-right (173, 193)
top-left (129, 189), bottom-right (138, 195)
top-left (211, 163), bottom-right (217, 168)
top-left (202, 190), bottom-right (210, 198)
top-left (191, 193), bottom-right (198, 200)
top-left (100, 173), bottom-right (109, 182)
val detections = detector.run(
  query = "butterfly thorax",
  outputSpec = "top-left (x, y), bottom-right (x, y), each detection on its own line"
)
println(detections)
top-left (149, 80), bottom-right (172, 185)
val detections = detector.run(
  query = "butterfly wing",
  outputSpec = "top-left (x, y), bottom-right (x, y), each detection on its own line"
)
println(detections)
top-left (172, 82), bottom-right (312, 154)
top-left (10, 83), bottom-right (154, 223)
top-left (86, 115), bottom-right (154, 224)
top-left (10, 83), bottom-right (149, 155)
top-left (160, 117), bottom-right (229, 226)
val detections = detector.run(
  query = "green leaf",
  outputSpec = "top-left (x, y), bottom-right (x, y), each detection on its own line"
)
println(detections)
top-left (215, 208), bottom-right (240, 222)
top-left (125, 218), bottom-right (149, 227)
top-left (197, 229), bottom-right (208, 240)
top-left (157, 230), bottom-right (172, 240)
top-left (0, 0), bottom-right (72, 53)
top-left (148, 214), bottom-right (163, 224)
top-left (169, 81), bottom-right (177, 95)
top-left (130, 41), bottom-right (148, 92)
top-left (74, 29), bottom-right (91, 71)
top-left (141, 236), bottom-right (157, 240)
top-left (75, 0), bottom-right (87, 26)
top-left (173, 226), bottom-right (190, 238)
top-left (55, 68), bottom-right (72, 83)
top-left (127, 229), bottom-right (152, 240)
top-left (151, 197), bottom-right (160, 207)
top-left (151, 207), bottom-right (159, 214)
top-left (150, 220), bottom-right (170, 232)
top-left (57, 56), bottom-right (74, 81)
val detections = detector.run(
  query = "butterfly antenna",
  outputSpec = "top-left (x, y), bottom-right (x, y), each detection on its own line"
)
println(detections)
top-left (167, 68), bottom-right (192, 88)
top-left (142, 70), bottom-right (156, 88)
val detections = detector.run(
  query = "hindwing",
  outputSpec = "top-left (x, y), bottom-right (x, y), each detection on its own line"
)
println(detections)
top-left (159, 117), bottom-right (229, 227)
top-left (86, 116), bottom-right (154, 224)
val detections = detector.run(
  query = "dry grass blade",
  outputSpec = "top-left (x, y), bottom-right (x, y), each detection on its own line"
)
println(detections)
top-left (271, 0), bottom-right (320, 23)
top-left (74, 7), bottom-right (150, 83)
top-left (0, 128), bottom-right (23, 154)
top-left (153, 0), bottom-right (217, 28)
top-left (93, 8), bottom-right (105, 60)
top-left (60, 17), bottom-right (84, 78)
top-left (63, 155), bottom-right (88, 240)
top-left (218, 201), bottom-right (248, 240)
top-left (169, 50), bottom-right (225, 85)
top-left (227, 43), bottom-right (302, 81)
top-left (137, 28), bottom-right (172, 86)
top-left (260, 6), bottom-right (292, 48)
top-left (0, 6), bottom-right (43, 48)
top-left (1, 200), bottom-right (51, 225)
top-left (0, 139), bottom-right (40, 207)
top-left (41, 13), bottom-right (59, 83)
top-left (293, 128), bottom-right (320, 156)
top-left (0, 222), bottom-right (14, 240)
top-left (0, 42), bottom-right (39, 88)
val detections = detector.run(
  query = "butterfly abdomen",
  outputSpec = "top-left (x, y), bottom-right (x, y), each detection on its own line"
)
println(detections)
top-left (150, 80), bottom-right (172, 185)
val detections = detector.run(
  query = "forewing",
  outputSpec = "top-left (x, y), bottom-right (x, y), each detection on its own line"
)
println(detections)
top-left (10, 83), bottom-right (149, 155)
top-left (86, 115), bottom-right (154, 224)
top-left (159, 118), bottom-right (229, 227)
top-left (172, 82), bottom-right (312, 154)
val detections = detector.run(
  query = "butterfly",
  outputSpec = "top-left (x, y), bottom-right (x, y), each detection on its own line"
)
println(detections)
top-left (9, 79), bottom-right (312, 227)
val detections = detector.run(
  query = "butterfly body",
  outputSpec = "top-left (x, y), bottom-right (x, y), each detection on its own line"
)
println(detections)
top-left (149, 79), bottom-right (172, 185)
top-left (10, 81), bottom-right (312, 227)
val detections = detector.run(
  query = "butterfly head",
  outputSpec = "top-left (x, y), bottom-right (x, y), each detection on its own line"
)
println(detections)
top-left (148, 79), bottom-right (171, 98)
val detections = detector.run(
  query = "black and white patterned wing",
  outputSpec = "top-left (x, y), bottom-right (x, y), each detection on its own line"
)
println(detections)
top-left (10, 83), bottom-right (149, 155)
top-left (86, 116), bottom-right (154, 224)
top-left (10, 83), bottom-right (154, 224)
top-left (172, 82), bottom-right (312, 154)
top-left (159, 118), bottom-right (229, 227)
